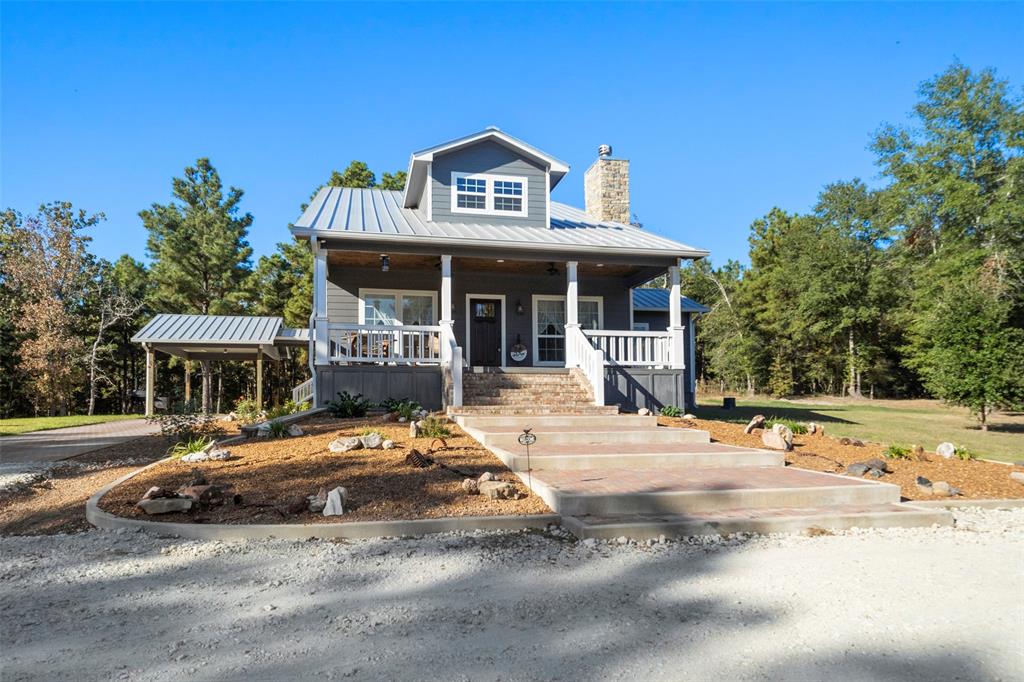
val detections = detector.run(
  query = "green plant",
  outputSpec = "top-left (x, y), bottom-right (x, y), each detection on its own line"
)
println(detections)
top-left (327, 391), bottom-right (371, 418)
top-left (765, 416), bottom-right (808, 435)
top-left (883, 444), bottom-right (914, 460)
top-left (359, 427), bottom-right (384, 438)
top-left (376, 397), bottom-right (405, 412)
top-left (953, 445), bottom-right (977, 461)
top-left (381, 398), bottom-right (422, 421)
top-left (660, 405), bottom-right (683, 417)
top-left (266, 399), bottom-right (310, 420)
top-left (167, 437), bottom-right (213, 459)
top-left (233, 397), bottom-right (263, 425)
top-left (267, 421), bottom-right (289, 438)
top-left (418, 416), bottom-right (452, 438)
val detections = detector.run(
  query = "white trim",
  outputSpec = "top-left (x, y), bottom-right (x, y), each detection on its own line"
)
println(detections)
top-left (628, 286), bottom-right (635, 329)
top-left (411, 128), bottom-right (570, 175)
top-left (357, 288), bottom-right (438, 326)
top-left (450, 171), bottom-right (529, 218)
top-left (531, 294), bottom-right (603, 367)
top-left (545, 171), bottom-right (551, 228)
top-left (464, 293), bottom-right (507, 368)
top-left (425, 161), bottom-right (433, 221)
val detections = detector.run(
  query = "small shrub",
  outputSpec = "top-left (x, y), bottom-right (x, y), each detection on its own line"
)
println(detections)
top-left (327, 391), bottom-right (371, 418)
top-left (266, 421), bottom-right (290, 438)
top-left (954, 446), bottom-right (976, 461)
top-left (359, 427), bottom-right (384, 438)
top-left (418, 416), bottom-right (452, 438)
top-left (660, 405), bottom-right (683, 417)
top-left (377, 397), bottom-right (405, 413)
top-left (388, 398), bottom-right (423, 421)
top-left (765, 417), bottom-right (808, 435)
top-left (883, 444), bottom-right (914, 460)
top-left (233, 397), bottom-right (264, 425)
top-left (266, 399), bottom-right (310, 420)
top-left (167, 437), bottom-right (213, 459)
top-left (148, 410), bottom-right (223, 443)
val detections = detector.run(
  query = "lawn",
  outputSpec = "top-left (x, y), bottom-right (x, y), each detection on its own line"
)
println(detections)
top-left (695, 396), bottom-right (1024, 463)
top-left (0, 414), bottom-right (142, 436)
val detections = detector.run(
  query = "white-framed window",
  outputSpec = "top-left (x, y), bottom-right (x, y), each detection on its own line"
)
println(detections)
top-left (358, 289), bottom-right (438, 326)
top-left (451, 172), bottom-right (528, 217)
top-left (531, 295), bottom-right (604, 366)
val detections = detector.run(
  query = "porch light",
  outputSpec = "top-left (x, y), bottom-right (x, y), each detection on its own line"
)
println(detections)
top-left (496, 259), bottom-right (505, 263)
top-left (596, 263), bottom-right (605, 268)
top-left (380, 254), bottom-right (390, 272)
top-left (515, 300), bottom-right (524, 315)
top-left (546, 262), bottom-right (558, 276)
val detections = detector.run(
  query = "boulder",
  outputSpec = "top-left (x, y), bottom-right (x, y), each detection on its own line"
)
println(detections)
top-left (287, 424), bottom-right (304, 437)
top-left (744, 415), bottom-right (766, 434)
top-left (479, 480), bottom-right (517, 500)
top-left (683, 414), bottom-right (698, 420)
top-left (637, 408), bottom-right (652, 417)
top-left (208, 448), bottom-right (231, 461)
top-left (137, 497), bottom-right (193, 515)
top-left (772, 423), bottom-right (794, 447)
top-left (461, 478), bottom-right (479, 494)
top-left (761, 430), bottom-right (791, 452)
top-left (323, 486), bottom-right (348, 516)
top-left (807, 423), bottom-right (818, 435)
top-left (915, 476), bottom-right (933, 495)
top-left (409, 421), bottom-right (421, 438)
top-left (142, 486), bottom-right (176, 500)
top-left (307, 487), bottom-right (328, 513)
top-left (863, 457), bottom-right (891, 473)
top-left (931, 481), bottom-right (953, 497)
top-left (328, 437), bottom-right (363, 453)
top-left (178, 484), bottom-right (225, 506)
top-left (846, 463), bottom-right (870, 477)
top-left (382, 440), bottom-right (395, 450)
top-left (1011, 472), bottom-right (1024, 485)
top-left (868, 468), bottom-right (885, 478)
top-left (360, 432), bottom-right (384, 449)
top-left (478, 472), bottom-right (496, 483)
top-left (936, 442), bottom-right (956, 459)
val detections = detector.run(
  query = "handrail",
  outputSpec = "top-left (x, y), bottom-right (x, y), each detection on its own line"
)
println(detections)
top-left (291, 378), bottom-right (314, 405)
top-left (567, 326), bottom-right (605, 406)
top-left (584, 329), bottom-right (671, 367)
top-left (327, 323), bottom-right (443, 364)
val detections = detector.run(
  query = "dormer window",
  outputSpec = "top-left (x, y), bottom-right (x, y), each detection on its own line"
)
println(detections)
top-left (451, 172), bottom-right (528, 217)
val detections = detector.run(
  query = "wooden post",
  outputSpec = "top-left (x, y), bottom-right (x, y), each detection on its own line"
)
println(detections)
top-left (440, 254), bottom-right (453, 362)
top-left (565, 261), bottom-right (580, 367)
top-left (668, 263), bottom-right (685, 369)
top-left (144, 344), bottom-right (156, 417)
top-left (255, 350), bottom-right (264, 412)
top-left (184, 358), bottom-right (192, 405)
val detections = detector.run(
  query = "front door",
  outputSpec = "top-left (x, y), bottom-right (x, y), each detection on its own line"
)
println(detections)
top-left (469, 298), bottom-right (502, 366)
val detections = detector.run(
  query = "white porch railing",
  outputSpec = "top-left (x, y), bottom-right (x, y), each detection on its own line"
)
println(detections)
top-left (291, 378), bottom-right (314, 405)
top-left (441, 324), bottom-right (463, 407)
top-left (327, 323), bottom-right (443, 364)
top-left (567, 326), bottom-right (605, 405)
top-left (584, 330), bottom-right (672, 367)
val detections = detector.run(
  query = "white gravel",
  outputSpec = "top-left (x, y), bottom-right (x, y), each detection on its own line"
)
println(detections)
top-left (0, 459), bottom-right (148, 497)
top-left (2, 508), bottom-right (1023, 681)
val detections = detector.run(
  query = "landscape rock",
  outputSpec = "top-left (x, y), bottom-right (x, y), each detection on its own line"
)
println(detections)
top-left (772, 423), bottom-right (794, 447)
top-left (1010, 472), bottom-right (1024, 485)
top-left (177, 484), bottom-right (225, 506)
top-left (912, 444), bottom-right (926, 459)
top-left (807, 423), bottom-right (818, 435)
top-left (328, 437), bottom-right (363, 453)
top-left (398, 416), bottom-right (407, 423)
top-left (846, 463), bottom-right (870, 477)
top-left (382, 440), bottom-right (395, 450)
top-left (478, 472), bottom-right (495, 483)
top-left (761, 430), bottom-right (791, 452)
top-left (683, 414), bottom-right (697, 420)
top-left (839, 437), bottom-right (864, 447)
top-left (180, 447), bottom-right (231, 463)
top-left (863, 457), bottom-right (891, 473)
top-left (256, 423), bottom-right (272, 439)
top-left (931, 481), bottom-right (953, 497)
top-left (323, 486), bottom-right (348, 516)
top-left (744, 415), bottom-right (766, 434)
top-left (141, 486), bottom-right (177, 500)
top-left (381, 412), bottom-right (394, 423)
top-left (221, 412), bottom-right (236, 422)
top-left (936, 442), bottom-right (956, 459)
top-left (637, 408), bottom-right (651, 416)
top-left (868, 468), bottom-right (885, 478)
top-left (287, 424), bottom-right (304, 437)
top-left (307, 487), bottom-right (328, 513)
top-left (360, 432), bottom-right (383, 449)
top-left (461, 478), bottom-right (479, 494)
top-left (409, 421), bottom-right (420, 438)
top-left (136, 497), bottom-right (193, 515)
top-left (916, 476), bottom-right (933, 495)
top-left (478, 480), bottom-right (517, 500)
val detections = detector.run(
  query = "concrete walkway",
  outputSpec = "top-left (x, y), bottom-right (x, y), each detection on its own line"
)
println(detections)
top-left (0, 419), bottom-right (159, 463)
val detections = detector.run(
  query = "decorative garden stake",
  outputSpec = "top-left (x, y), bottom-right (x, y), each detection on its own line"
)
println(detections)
top-left (518, 428), bottom-right (536, 494)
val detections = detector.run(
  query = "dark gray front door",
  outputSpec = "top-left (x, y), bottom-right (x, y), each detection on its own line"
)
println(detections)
top-left (469, 298), bottom-right (502, 366)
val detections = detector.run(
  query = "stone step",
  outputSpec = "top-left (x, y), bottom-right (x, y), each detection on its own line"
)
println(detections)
top-left (527, 466), bottom-right (901, 516)
top-left (490, 442), bottom-right (784, 471)
top-left (456, 414), bottom-right (656, 430)
top-left (561, 503), bottom-right (953, 541)
top-left (480, 427), bottom-right (711, 448)
top-left (463, 399), bottom-right (595, 408)
top-left (463, 389), bottom-right (590, 399)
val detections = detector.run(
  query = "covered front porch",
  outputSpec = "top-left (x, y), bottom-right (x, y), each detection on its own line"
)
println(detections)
top-left (310, 247), bottom-right (693, 410)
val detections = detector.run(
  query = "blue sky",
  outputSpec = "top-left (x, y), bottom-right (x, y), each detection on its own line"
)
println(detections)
top-left (2, 2), bottom-right (1022, 267)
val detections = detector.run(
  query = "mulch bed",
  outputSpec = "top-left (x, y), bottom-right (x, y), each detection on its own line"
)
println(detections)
top-left (99, 416), bottom-right (551, 525)
top-left (660, 416), bottom-right (1024, 501)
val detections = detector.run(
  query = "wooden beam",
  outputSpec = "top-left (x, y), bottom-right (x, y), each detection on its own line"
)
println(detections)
top-left (255, 350), bottom-right (264, 412)
top-left (184, 359), bottom-right (192, 405)
top-left (144, 344), bottom-right (156, 417)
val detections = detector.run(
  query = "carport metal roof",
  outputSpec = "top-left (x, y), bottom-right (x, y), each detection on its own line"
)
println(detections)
top-left (131, 314), bottom-right (308, 361)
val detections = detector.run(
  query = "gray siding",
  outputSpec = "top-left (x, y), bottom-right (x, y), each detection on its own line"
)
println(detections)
top-left (317, 366), bottom-right (443, 410)
top-left (603, 367), bottom-right (690, 412)
top-left (430, 140), bottom-right (548, 228)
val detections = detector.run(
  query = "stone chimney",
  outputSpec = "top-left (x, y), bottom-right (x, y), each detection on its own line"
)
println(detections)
top-left (584, 144), bottom-right (630, 224)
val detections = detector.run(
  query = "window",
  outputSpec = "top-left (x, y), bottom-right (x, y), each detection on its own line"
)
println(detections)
top-left (632, 322), bottom-right (650, 331)
top-left (532, 295), bottom-right (604, 365)
top-left (359, 290), bottom-right (437, 326)
top-left (450, 172), bottom-right (528, 217)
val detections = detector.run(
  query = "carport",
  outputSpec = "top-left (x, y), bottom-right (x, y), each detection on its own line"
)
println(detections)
top-left (131, 314), bottom-right (309, 415)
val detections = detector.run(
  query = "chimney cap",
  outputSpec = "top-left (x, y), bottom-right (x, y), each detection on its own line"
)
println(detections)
top-left (598, 144), bottom-right (612, 159)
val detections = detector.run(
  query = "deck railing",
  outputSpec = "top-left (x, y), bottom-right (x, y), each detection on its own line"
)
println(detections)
top-left (567, 326), bottom-right (605, 405)
top-left (584, 330), bottom-right (672, 367)
top-left (327, 323), bottom-right (443, 364)
top-left (291, 378), bottom-right (314, 405)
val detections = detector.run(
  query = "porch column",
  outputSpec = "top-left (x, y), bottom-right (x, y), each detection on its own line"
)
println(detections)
top-left (668, 262), bottom-right (685, 369)
top-left (184, 358), bottom-right (191, 405)
top-left (255, 349), bottom-right (264, 412)
top-left (439, 254), bottom-right (453, 361)
top-left (312, 239), bottom-right (329, 367)
top-left (565, 261), bottom-right (580, 367)
top-left (144, 344), bottom-right (155, 417)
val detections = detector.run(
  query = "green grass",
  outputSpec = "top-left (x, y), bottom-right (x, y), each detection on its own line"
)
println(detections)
top-left (0, 414), bottom-right (142, 436)
top-left (696, 396), bottom-right (1024, 463)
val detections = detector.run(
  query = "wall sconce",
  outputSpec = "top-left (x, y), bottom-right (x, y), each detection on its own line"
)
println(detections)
top-left (515, 300), bottom-right (524, 315)
top-left (380, 254), bottom-right (390, 272)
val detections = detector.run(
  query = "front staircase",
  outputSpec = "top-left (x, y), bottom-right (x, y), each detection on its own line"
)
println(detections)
top-left (453, 413), bottom-right (953, 540)
top-left (454, 368), bottom-right (618, 415)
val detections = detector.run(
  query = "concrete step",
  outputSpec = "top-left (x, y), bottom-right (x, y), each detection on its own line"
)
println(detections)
top-left (490, 442), bottom-right (784, 471)
top-left (561, 503), bottom-right (953, 540)
top-left (480, 427), bottom-right (711, 448)
top-left (456, 414), bottom-right (657, 430)
top-left (527, 466), bottom-right (901, 516)
top-left (449, 405), bottom-right (621, 416)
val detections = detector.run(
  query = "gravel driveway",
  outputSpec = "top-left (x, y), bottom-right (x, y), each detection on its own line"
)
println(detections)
top-left (2, 509), bottom-right (1022, 681)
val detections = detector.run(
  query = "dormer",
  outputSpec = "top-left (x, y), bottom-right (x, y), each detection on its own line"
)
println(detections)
top-left (402, 127), bottom-right (570, 228)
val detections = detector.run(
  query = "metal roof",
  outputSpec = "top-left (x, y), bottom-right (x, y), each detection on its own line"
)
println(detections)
top-left (132, 314), bottom-right (283, 345)
top-left (292, 187), bottom-right (708, 259)
top-left (632, 289), bottom-right (710, 313)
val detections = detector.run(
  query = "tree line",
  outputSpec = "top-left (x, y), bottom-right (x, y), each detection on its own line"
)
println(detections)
top-left (0, 161), bottom-right (403, 417)
top-left (681, 63), bottom-right (1023, 428)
